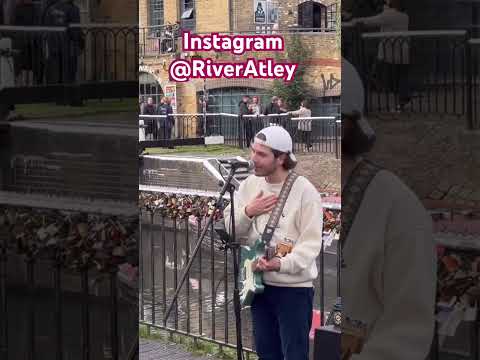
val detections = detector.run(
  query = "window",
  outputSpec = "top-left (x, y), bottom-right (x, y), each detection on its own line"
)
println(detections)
top-left (139, 72), bottom-right (163, 105)
top-left (181, 0), bottom-right (195, 31)
top-left (150, 0), bottom-right (164, 27)
top-left (202, 87), bottom-right (269, 114)
top-left (327, 3), bottom-right (338, 31)
top-left (298, 0), bottom-right (328, 30)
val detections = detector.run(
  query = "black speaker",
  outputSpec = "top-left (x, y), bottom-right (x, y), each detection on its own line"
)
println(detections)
top-left (314, 326), bottom-right (341, 360)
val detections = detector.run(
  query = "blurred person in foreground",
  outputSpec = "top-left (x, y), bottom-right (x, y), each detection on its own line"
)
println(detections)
top-left (340, 57), bottom-right (436, 359)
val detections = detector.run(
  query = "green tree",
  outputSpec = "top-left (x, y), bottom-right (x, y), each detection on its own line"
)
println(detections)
top-left (270, 34), bottom-right (309, 110)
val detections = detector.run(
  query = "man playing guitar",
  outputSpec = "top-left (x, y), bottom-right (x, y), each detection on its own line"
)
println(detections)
top-left (224, 125), bottom-right (323, 360)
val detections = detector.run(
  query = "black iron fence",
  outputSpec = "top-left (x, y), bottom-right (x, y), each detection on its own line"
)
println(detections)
top-left (0, 24), bottom-right (138, 104)
top-left (343, 26), bottom-right (480, 129)
top-left (0, 201), bottom-right (138, 360)
top-left (139, 113), bottom-right (341, 157)
top-left (468, 38), bottom-right (480, 129)
top-left (138, 192), bottom-right (340, 355)
top-left (139, 24), bottom-right (179, 57)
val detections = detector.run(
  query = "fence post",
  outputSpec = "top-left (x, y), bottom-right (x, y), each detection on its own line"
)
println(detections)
top-left (238, 115), bottom-right (244, 149)
top-left (335, 120), bottom-right (340, 159)
top-left (0, 221), bottom-right (8, 360)
top-left (466, 35), bottom-right (474, 130)
top-left (360, 33), bottom-right (369, 116)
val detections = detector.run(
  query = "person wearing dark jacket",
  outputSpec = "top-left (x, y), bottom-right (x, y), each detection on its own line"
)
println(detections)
top-left (141, 97), bottom-right (157, 139)
top-left (157, 97), bottom-right (174, 140)
top-left (263, 96), bottom-right (280, 115)
top-left (239, 95), bottom-right (253, 148)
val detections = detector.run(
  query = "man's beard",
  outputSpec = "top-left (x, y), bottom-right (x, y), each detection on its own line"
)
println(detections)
top-left (254, 162), bottom-right (277, 177)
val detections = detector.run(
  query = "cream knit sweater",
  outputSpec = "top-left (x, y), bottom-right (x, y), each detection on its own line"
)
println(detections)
top-left (342, 170), bottom-right (436, 360)
top-left (224, 174), bottom-right (323, 287)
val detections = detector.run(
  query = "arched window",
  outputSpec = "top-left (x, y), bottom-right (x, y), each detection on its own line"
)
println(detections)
top-left (298, 1), bottom-right (328, 30)
top-left (202, 87), bottom-right (269, 114)
top-left (139, 72), bottom-right (163, 105)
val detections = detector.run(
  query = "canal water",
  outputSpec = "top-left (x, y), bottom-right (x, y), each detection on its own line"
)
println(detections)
top-left (139, 212), bottom-right (339, 351)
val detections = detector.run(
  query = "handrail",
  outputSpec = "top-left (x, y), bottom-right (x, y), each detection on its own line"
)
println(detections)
top-left (362, 30), bottom-right (467, 39)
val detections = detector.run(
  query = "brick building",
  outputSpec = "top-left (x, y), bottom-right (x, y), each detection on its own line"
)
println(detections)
top-left (139, 0), bottom-right (340, 115)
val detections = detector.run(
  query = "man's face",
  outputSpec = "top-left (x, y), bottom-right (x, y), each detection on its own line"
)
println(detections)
top-left (250, 142), bottom-right (280, 177)
top-left (147, 98), bottom-right (153, 105)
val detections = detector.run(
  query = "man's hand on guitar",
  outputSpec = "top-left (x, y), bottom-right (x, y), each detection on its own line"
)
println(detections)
top-left (245, 191), bottom-right (278, 218)
top-left (255, 256), bottom-right (281, 272)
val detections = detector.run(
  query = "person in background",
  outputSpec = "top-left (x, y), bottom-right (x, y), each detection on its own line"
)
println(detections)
top-left (157, 96), bottom-right (174, 142)
top-left (277, 97), bottom-right (288, 113)
top-left (249, 95), bottom-right (263, 115)
top-left (249, 95), bottom-right (264, 134)
top-left (263, 95), bottom-right (280, 115)
top-left (289, 100), bottom-right (312, 150)
top-left (239, 95), bottom-right (253, 148)
top-left (141, 97), bottom-right (156, 140)
top-left (345, 0), bottom-right (411, 111)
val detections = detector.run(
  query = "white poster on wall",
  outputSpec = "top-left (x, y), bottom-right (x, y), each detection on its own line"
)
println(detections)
top-left (164, 84), bottom-right (177, 113)
top-left (254, 0), bottom-right (267, 24)
top-left (267, 2), bottom-right (278, 24)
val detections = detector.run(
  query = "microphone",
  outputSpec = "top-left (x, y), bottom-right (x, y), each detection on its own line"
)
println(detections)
top-left (225, 159), bottom-right (255, 171)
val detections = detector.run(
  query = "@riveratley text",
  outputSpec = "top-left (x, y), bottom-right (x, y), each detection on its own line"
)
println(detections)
top-left (169, 58), bottom-right (298, 82)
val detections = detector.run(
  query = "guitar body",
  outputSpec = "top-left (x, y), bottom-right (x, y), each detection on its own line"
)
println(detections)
top-left (239, 238), bottom-right (266, 307)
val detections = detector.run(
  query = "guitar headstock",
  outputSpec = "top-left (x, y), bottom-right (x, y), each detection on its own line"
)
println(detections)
top-left (340, 318), bottom-right (368, 360)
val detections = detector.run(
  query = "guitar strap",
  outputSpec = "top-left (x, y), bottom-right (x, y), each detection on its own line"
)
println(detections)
top-left (340, 159), bottom-right (382, 250)
top-left (261, 171), bottom-right (299, 246)
top-left (325, 159), bottom-right (382, 326)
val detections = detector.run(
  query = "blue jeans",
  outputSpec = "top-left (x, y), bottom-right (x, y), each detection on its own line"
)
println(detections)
top-left (251, 285), bottom-right (314, 360)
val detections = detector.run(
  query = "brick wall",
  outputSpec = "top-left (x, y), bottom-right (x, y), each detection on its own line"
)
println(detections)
top-left (164, 0), bottom-right (179, 24)
top-left (139, 1), bottom-right (341, 115)
top-left (139, 0), bottom-right (148, 28)
top-left (94, 0), bottom-right (138, 23)
top-left (196, 0), bottom-right (230, 32)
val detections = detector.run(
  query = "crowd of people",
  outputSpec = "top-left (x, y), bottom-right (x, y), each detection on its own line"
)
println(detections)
top-left (139, 94), bottom-right (319, 151)
top-left (139, 96), bottom-right (174, 141)
top-left (238, 95), bottom-right (313, 150)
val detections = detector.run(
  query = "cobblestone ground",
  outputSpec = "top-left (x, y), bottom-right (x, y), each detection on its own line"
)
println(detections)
top-left (366, 112), bottom-right (480, 209)
top-left (140, 338), bottom-right (223, 360)
top-left (295, 152), bottom-right (341, 193)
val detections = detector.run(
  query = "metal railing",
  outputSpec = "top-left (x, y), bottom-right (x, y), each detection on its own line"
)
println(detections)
top-left (343, 26), bottom-right (480, 129)
top-left (360, 30), bottom-right (468, 116)
top-left (139, 24), bottom-right (180, 57)
top-left (0, 24), bottom-right (138, 104)
top-left (468, 38), bottom-right (480, 129)
top-left (139, 113), bottom-right (341, 157)
top-left (0, 200), bottom-right (138, 360)
top-left (138, 191), bottom-right (340, 355)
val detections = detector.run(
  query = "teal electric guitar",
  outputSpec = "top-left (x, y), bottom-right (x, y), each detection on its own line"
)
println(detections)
top-left (239, 172), bottom-right (299, 307)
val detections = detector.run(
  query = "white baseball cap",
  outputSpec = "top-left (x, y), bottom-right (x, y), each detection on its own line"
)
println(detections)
top-left (254, 125), bottom-right (297, 162)
top-left (342, 57), bottom-right (375, 139)
top-left (342, 57), bottom-right (365, 115)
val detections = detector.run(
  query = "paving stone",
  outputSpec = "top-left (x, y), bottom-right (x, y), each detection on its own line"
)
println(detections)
top-left (140, 339), bottom-right (223, 360)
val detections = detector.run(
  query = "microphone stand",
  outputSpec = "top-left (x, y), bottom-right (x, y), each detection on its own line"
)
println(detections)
top-left (164, 165), bottom-right (244, 360)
